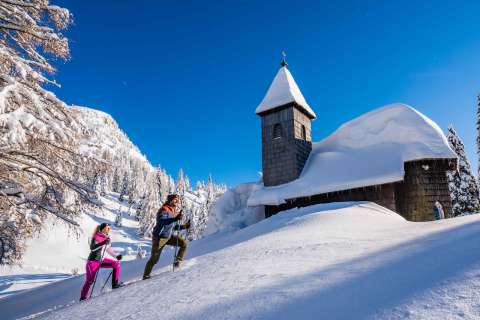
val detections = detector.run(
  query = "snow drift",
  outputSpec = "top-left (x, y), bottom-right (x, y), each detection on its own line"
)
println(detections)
top-left (6, 201), bottom-right (480, 320)
top-left (206, 183), bottom-right (264, 235)
top-left (248, 103), bottom-right (457, 206)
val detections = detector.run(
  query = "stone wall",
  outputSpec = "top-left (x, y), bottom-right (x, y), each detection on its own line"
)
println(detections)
top-left (395, 159), bottom-right (455, 221)
top-left (261, 103), bottom-right (312, 186)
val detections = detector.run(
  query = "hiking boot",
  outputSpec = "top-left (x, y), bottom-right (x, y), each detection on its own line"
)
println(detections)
top-left (112, 282), bottom-right (125, 289)
top-left (173, 261), bottom-right (181, 269)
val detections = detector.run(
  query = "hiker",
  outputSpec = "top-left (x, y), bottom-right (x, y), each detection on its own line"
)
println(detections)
top-left (143, 194), bottom-right (191, 279)
top-left (80, 223), bottom-right (124, 300)
top-left (433, 201), bottom-right (445, 220)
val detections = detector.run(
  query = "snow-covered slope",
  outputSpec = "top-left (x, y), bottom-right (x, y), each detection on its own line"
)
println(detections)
top-left (249, 103), bottom-right (457, 206)
top-left (0, 192), bottom-right (151, 299)
top-left (3, 202), bottom-right (480, 320)
top-left (70, 106), bottom-right (148, 162)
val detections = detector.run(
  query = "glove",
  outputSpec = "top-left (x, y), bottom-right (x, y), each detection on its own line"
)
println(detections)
top-left (183, 220), bottom-right (191, 230)
top-left (116, 254), bottom-right (122, 261)
top-left (175, 213), bottom-right (184, 221)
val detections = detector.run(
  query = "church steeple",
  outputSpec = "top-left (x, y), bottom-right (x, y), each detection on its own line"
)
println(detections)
top-left (255, 57), bottom-right (316, 120)
top-left (256, 58), bottom-right (315, 187)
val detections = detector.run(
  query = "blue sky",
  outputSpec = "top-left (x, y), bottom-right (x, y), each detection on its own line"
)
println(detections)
top-left (51, 1), bottom-right (480, 186)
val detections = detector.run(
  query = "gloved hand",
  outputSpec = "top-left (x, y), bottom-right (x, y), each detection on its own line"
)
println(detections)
top-left (175, 213), bottom-right (184, 221)
top-left (183, 220), bottom-right (191, 230)
top-left (116, 254), bottom-right (122, 261)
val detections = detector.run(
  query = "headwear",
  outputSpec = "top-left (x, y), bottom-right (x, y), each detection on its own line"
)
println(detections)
top-left (99, 223), bottom-right (110, 231)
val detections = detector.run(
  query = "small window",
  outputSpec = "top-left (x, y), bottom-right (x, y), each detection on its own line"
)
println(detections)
top-left (301, 125), bottom-right (307, 140)
top-left (273, 123), bottom-right (283, 139)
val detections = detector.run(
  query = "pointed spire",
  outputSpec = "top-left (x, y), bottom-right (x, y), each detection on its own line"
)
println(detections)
top-left (280, 51), bottom-right (288, 68)
top-left (255, 57), bottom-right (316, 119)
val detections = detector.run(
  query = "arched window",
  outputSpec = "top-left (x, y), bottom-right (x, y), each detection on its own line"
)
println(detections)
top-left (301, 125), bottom-right (307, 140)
top-left (273, 123), bottom-right (283, 139)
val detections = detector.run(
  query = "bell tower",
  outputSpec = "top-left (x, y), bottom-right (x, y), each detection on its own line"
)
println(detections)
top-left (256, 56), bottom-right (316, 187)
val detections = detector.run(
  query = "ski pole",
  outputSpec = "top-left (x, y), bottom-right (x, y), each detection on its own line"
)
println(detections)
top-left (89, 242), bottom-right (107, 299)
top-left (101, 270), bottom-right (113, 293)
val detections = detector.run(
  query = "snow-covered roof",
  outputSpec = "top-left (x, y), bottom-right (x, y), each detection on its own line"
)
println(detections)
top-left (255, 66), bottom-right (317, 119)
top-left (248, 103), bottom-right (457, 206)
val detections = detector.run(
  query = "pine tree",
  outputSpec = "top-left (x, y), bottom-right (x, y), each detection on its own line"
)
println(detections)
top-left (447, 126), bottom-right (480, 215)
top-left (185, 175), bottom-right (191, 192)
top-left (99, 171), bottom-right (107, 196)
top-left (119, 173), bottom-right (129, 202)
top-left (156, 166), bottom-right (169, 203)
top-left (176, 169), bottom-right (186, 212)
top-left (112, 168), bottom-right (121, 193)
top-left (127, 172), bottom-right (137, 204)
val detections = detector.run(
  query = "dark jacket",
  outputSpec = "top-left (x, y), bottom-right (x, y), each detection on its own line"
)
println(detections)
top-left (87, 231), bottom-right (110, 261)
top-left (152, 205), bottom-right (179, 238)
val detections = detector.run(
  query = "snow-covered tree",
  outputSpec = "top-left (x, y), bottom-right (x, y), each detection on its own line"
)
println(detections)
top-left (114, 210), bottom-right (123, 227)
top-left (156, 166), bottom-right (169, 203)
top-left (194, 175), bottom-right (218, 238)
top-left (176, 169), bottom-right (187, 211)
top-left (112, 168), bottom-right (121, 193)
top-left (0, 0), bottom-right (71, 89)
top-left (185, 175), bottom-right (191, 193)
top-left (136, 243), bottom-right (146, 259)
top-left (119, 173), bottom-right (129, 202)
top-left (98, 171), bottom-right (107, 196)
top-left (447, 126), bottom-right (480, 216)
top-left (477, 94), bottom-right (480, 181)
top-left (0, 1), bottom-right (104, 265)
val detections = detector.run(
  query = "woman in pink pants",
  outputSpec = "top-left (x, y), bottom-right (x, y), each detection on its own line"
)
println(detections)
top-left (80, 223), bottom-right (124, 300)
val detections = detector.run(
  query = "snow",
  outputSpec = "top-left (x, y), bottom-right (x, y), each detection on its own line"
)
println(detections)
top-left (70, 105), bottom-right (148, 162)
top-left (1, 202), bottom-right (480, 319)
top-left (0, 192), bottom-right (151, 300)
top-left (255, 66), bottom-right (316, 119)
top-left (205, 182), bottom-right (264, 235)
top-left (248, 103), bottom-right (457, 206)
top-left (0, 82), bottom-right (75, 146)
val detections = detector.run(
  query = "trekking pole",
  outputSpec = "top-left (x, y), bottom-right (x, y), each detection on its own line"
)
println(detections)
top-left (101, 270), bottom-right (113, 293)
top-left (89, 242), bottom-right (107, 299)
top-left (173, 221), bottom-right (180, 271)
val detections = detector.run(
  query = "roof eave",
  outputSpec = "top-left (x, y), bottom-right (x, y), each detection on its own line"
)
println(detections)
top-left (256, 101), bottom-right (316, 120)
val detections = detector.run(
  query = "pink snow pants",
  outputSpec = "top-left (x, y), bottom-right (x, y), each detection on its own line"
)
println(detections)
top-left (80, 258), bottom-right (120, 300)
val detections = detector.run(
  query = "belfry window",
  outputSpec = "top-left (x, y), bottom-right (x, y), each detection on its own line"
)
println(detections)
top-left (301, 125), bottom-right (307, 140)
top-left (273, 123), bottom-right (283, 139)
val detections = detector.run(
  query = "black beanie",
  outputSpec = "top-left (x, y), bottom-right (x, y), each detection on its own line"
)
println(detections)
top-left (99, 223), bottom-right (110, 231)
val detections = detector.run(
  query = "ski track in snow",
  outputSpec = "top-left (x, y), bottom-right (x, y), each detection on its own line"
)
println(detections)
top-left (2, 202), bottom-right (480, 319)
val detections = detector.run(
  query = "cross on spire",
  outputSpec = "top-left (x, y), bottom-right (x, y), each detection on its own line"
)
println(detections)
top-left (280, 51), bottom-right (288, 68)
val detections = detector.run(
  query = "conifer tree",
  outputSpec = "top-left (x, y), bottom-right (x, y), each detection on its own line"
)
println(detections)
top-left (112, 168), bottom-right (121, 193)
top-left (447, 126), bottom-right (480, 215)
top-left (176, 169), bottom-right (186, 212)
top-left (119, 173), bottom-right (129, 202)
